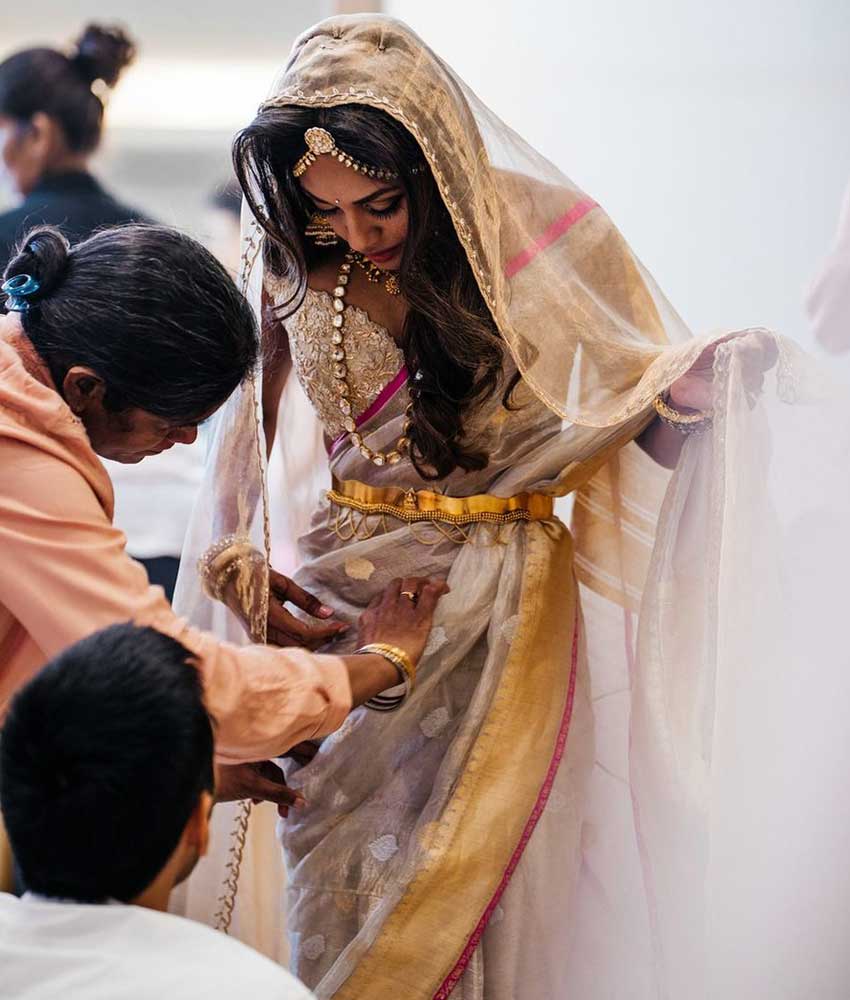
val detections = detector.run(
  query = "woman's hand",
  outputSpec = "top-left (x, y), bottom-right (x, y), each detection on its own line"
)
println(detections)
top-left (215, 760), bottom-right (305, 817)
top-left (357, 576), bottom-right (450, 667)
top-left (267, 568), bottom-right (349, 650)
top-left (640, 331), bottom-right (779, 469)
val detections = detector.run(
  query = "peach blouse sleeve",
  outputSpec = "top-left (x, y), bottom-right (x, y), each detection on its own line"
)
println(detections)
top-left (0, 437), bottom-right (352, 763)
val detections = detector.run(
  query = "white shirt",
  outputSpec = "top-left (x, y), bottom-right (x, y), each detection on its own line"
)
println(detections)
top-left (0, 893), bottom-right (314, 1000)
top-left (104, 442), bottom-right (204, 560)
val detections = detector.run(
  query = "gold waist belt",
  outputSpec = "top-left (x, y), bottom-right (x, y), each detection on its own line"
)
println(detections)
top-left (327, 477), bottom-right (555, 526)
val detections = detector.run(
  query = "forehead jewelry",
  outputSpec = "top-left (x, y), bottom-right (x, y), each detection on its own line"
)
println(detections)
top-left (293, 126), bottom-right (398, 182)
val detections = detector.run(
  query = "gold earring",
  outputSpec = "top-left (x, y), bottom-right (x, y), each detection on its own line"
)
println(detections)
top-left (305, 212), bottom-right (338, 247)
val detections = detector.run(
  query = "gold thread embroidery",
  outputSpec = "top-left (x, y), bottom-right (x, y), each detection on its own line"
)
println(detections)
top-left (212, 219), bottom-right (266, 934)
top-left (212, 799), bottom-right (252, 933)
top-left (266, 284), bottom-right (404, 439)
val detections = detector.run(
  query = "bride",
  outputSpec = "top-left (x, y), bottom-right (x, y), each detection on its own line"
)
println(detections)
top-left (177, 14), bottom-right (850, 1000)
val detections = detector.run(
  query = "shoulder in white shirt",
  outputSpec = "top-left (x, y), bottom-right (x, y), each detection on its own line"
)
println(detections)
top-left (0, 893), bottom-right (314, 1000)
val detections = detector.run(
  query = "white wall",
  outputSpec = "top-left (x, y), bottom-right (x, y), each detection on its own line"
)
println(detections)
top-left (386, 0), bottom-right (850, 347)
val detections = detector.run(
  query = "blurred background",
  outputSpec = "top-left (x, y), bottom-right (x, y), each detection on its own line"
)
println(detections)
top-left (3, 0), bottom-right (848, 345)
top-left (1, 1), bottom-right (330, 247)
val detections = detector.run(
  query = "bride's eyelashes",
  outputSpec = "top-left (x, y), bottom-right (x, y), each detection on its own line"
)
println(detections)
top-left (311, 196), bottom-right (404, 221)
top-left (366, 197), bottom-right (404, 219)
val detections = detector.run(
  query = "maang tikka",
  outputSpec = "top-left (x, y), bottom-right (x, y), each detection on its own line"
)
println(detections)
top-left (293, 126), bottom-right (399, 181)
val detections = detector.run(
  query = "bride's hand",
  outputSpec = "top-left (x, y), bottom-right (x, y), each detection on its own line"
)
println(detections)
top-left (668, 331), bottom-right (779, 413)
top-left (267, 568), bottom-right (349, 650)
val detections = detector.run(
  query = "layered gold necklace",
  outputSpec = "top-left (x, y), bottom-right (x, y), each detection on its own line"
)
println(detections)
top-left (351, 250), bottom-right (401, 296)
top-left (330, 250), bottom-right (411, 467)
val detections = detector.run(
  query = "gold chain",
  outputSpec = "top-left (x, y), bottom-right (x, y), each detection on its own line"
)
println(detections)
top-left (350, 249), bottom-right (401, 296)
top-left (212, 799), bottom-right (252, 933)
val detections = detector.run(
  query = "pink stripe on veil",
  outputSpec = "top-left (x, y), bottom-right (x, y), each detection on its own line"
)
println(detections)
top-left (504, 198), bottom-right (598, 278)
top-left (328, 200), bottom-right (594, 457)
top-left (329, 366), bottom-right (409, 458)
top-left (433, 609), bottom-right (580, 1000)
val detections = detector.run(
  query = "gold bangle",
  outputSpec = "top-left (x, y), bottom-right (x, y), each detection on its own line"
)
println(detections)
top-left (358, 642), bottom-right (416, 687)
top-left (652, 393), bottom-right (713, 434)
top-left (199, 535), bottom-right (263, 602)
top-left (357, 642), bottom-right (416, 712)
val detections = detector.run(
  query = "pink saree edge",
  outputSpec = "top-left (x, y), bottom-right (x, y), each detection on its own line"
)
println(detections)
top-left (433, 608), bottom-right (581, 1000)
top-left (328, 365), bottom-right (410, 458)
top-left (504, 198), bottom-right (598, 279)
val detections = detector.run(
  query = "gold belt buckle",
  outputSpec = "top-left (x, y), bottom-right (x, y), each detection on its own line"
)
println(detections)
top-left (402, 488), bottom-right (418, 513)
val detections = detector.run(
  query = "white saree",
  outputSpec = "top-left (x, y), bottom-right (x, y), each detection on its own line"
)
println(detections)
top-left (174, 15), bottom-right (850, 999)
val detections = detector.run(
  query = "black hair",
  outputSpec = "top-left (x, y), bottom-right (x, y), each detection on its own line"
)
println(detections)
top-left (3, 224), bottom-right (258, 424)
top-left (234, 103), bottom-right (507, 480)
top-left (0, 24), bottom-right (135, 155)
top-left (0, 623), bottom-right (214, 903)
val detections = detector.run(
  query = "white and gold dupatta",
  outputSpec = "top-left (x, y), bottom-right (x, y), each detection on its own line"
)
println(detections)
top-left (175, 15), bottom-right (850, 999)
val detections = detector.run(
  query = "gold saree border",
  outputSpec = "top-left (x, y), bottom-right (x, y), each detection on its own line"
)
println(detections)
top-left (334, 523), bottom-right (579, 1000)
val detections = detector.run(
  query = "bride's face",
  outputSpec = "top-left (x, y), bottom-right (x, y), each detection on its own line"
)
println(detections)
top-left (297, 154), bottom-right (409, 272)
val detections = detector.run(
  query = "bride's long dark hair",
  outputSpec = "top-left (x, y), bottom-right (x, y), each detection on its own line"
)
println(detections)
top-left (233, 103), bottom-right (509, 480)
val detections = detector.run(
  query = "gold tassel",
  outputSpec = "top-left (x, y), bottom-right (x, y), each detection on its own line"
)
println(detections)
top-left (305, 212), bottom-right (338, 246)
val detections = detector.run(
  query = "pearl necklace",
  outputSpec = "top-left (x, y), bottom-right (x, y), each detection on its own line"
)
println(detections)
top-left (331, 251), bottom-right (411, 467)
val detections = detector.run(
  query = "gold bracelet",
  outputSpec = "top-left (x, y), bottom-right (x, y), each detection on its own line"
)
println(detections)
top-left (206, 558), bottom-right (239, 602)
top-left (652, 393), bottom-right (713, 434)
top-left (199, 535), bottom-right (262, 602)
top-left (357, 642), bottom-right (416, 712)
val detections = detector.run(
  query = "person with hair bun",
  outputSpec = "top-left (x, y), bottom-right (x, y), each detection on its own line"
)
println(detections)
top-left (0, 24), bottom-right (148, 263)
top-left (0, 221), bottom-right (448, 881)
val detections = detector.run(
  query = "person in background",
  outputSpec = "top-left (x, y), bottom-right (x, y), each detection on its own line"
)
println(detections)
top-left (0, 23), bottom-right (146, 262)
top-left (806, 176), bottom-right (850, 354)
top-left (0, 623), bottom-right (316, 999)
top-left (205, 177), bottom-right (244, 276)
top-left (0, 21), bottom-right (212, 600)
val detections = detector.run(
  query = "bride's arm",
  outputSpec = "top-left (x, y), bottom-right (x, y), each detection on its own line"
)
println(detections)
top-left (636, 417), bottom-right (684, 470)
top-left (637, 331), bottom-right (777, 469)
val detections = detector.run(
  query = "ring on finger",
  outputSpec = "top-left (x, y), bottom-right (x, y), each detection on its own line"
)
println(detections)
top-left (400, 590), bottom-right (418, 603)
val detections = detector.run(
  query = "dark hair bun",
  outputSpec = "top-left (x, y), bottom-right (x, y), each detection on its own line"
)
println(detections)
top-left (4, 227), bottom-right (71, 300)
top-left (70, 24), bottom-right (136, 88)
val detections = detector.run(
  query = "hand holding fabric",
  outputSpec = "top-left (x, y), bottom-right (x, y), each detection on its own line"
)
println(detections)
top-left (216, 760), bottom-right (306, 817)
top-left (267, 568), bottom-right (349, 649)
top-left (669, 330), bottom-right (779, 412)
top-left (357, 576), bottom-right (450, 667)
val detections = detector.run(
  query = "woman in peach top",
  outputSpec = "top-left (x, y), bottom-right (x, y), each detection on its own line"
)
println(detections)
top-left (0, 223), bottom-right (445, 808)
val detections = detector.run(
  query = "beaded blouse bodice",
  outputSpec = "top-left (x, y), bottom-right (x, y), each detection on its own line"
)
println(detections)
top-left (267, 283), bottom-right (404, 439)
